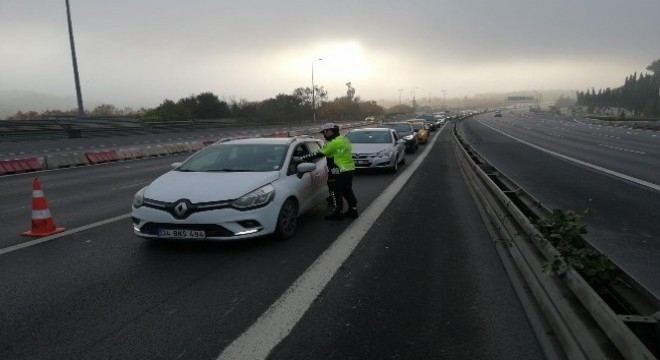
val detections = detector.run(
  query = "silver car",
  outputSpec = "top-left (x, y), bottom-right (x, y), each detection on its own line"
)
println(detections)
top-left (132, 136), bottom-right (329, 241)
top-left (344, 128), bottom-right (406, 173)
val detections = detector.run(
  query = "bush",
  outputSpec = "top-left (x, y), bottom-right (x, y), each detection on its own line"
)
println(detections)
top-left (537, 209), bottom-right (617, 289)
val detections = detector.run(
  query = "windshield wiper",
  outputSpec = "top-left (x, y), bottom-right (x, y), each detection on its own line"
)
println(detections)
top-left (208, 168), bottom-right (254, 172)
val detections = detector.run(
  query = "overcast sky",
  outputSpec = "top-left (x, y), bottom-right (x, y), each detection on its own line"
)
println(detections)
top-left (1, 0), bottom-right (659, 109)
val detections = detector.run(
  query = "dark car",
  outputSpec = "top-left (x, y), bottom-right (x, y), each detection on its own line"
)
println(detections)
top-left (416, 114), bottom-right (437, 131)
top-left (378, 122), bottom-right (419, 153)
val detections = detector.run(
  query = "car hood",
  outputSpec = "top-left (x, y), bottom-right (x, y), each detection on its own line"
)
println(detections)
top-left (144, 170), bottom-right (280, 202)
top-left (351, 143), bottom-right (394, 154)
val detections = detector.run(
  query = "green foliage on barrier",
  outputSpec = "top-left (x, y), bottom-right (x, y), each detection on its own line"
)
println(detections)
top-left (537, 209), bottom-right (617, 289)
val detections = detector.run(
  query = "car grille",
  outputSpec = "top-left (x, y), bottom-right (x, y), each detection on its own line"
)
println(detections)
top-left (352, 153), bottom-right (375, 160)
top-left (143, 198), bottom-right (232, 219)
top-left (139, 222), bottom-right (234, 237)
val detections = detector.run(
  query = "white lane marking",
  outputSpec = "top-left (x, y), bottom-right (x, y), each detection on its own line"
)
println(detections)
top-left (476, 119), bottom-right (660, 192)
top-left (216, 126), bottom-right (446, 360)
top-left (591, 132), bottom-right (621, 140)
top-left (598, 143), bottom-right (646, 155)
top-left (0, 214), bottom-right (131, 256)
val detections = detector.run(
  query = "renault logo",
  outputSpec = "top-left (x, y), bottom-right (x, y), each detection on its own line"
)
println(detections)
top-left (172, 200), bottom-right (192, 219)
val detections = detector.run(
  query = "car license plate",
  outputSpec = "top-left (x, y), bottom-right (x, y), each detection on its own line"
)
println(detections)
top-left (158, 229), bottom-right (206, 239)
top-left (356, 160), bottom-right (369, 166)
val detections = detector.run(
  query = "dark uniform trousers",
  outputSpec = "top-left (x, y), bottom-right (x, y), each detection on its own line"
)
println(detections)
top-left (327, 170), bottom-right (357, 215)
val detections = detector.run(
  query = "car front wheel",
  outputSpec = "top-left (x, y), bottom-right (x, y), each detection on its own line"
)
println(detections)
top-left (389, 157), bottom-right (398, 173)
top-left (275, 198), bottom-right (298, 240)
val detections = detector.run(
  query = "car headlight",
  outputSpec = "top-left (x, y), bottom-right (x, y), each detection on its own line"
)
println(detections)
top-left (403, 134), bottom-right (413, 140)
top-left (376, 149), bottom-right (394, 158)
top-left (232, 184), bottom-right (276, 210)
top-left (133, 187), bottom-right (146, 208)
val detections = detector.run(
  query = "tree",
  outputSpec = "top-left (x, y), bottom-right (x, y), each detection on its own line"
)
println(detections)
top-left (387, 104), bottom-right (414, 115)
top-left (142, 99), bottom-right (192, 121)
top-left (194, 92), bottom-right (231, 119)
top-left (140, 92), bottom-right (232, 121)
top-left (575, 58), bottom-right (660, 116)
top-left (229, 98), bottom-right (260, 118)
top-left (292, 86), bottom-right (328, 112)
top-left (647, 58), bottom-right (660, 75)
top-left (258, 94), bottom-right (304, 123)
top-left (555, 95), bottom-right (575, 108)
top-left (90, 104), bottom-right (117, 117)
top-left (359, 100), bottom-right (385, 118)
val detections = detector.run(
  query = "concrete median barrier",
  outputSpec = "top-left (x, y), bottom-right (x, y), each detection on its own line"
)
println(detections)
top-left (0, 157), bottom-right (43, 175)
top-left (140, 144), bottom-right (170, 157)
top-left (116, 148), bottom-right (144, 160)
top-left (45, 153), bottom-right (89, 169)
top-left (85, 150), bottom-right (120, 165)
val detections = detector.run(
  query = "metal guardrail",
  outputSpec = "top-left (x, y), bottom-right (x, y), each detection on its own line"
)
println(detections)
top-left (452, 122), bottom-right (658, 359)
top-left (0, 117), bottom-right (373, 142)
top-left (0, 120), bottom-right (375, 175)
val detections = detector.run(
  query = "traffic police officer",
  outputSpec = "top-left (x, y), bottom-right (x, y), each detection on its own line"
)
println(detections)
top-left (296, 123), bottom-right (358, 220)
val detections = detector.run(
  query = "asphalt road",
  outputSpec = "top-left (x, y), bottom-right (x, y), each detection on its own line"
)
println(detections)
top-left (0, 126), bottom-right (543, 359)
top-left (457, 111), bottom-right (660, 298)
top-left (268, 127), bottom-right (542, 359)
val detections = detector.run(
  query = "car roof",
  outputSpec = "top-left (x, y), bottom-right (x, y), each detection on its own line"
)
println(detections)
top-left (213, 136), bottom-right (318, 146)
top-left (348, 127), bottom-right (391, 132)
top-left (380, 122), bottom-right (412, 126)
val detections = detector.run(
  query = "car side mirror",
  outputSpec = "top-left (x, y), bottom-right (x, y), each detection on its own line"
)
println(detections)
top-left (296, 162), bottom-right (316, 179)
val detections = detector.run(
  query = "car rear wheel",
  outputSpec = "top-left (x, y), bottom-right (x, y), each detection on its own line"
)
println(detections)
top-left (275, 198), bottom-right (298, 240)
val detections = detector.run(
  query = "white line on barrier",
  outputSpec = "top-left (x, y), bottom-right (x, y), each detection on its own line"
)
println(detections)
top-left (476, 119), bottom-right (660, 192)
top-left (216, 126), bottom-right (446, 360)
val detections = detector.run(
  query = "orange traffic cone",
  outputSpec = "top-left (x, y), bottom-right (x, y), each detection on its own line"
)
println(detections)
top-left (21, 177), bottom-right (66, 237)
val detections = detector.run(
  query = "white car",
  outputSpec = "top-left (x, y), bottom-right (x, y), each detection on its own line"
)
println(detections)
top-left (344, 128), bottom-right (406, 173)
top-left (132, 137), bottom-right (329, 241)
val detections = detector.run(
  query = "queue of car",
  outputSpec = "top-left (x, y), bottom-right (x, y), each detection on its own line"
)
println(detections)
top-left (132, 117), bottom-right (448, 243)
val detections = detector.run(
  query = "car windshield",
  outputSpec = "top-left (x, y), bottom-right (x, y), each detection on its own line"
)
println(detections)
top-left (380, 123), bottom-right (412, 134)
top-left (176, 144), bottom-right (288, 172)
top-left (409, 122), bottom-right (424, 131)
top-left (345, 130), bottom-right (392, 144)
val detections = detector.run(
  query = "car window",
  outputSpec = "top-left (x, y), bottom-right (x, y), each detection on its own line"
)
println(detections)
top-left (288, 142), bottom-right (321, 174)
top-left (178, 144), bottom-right (287, 172)
top-left (305, 141), bottom-right (322, 155)
top-left (379, 123), bottom-right (411, 134)
top-left (409, 122), bottom-right (423, 131)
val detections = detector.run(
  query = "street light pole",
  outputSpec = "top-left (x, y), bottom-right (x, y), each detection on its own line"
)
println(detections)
top-left (412, 87), bottom-right (418, 107)
top-left (312, 58), bottom-right (322, 124)
top-left (65, 0), bottom-right (84, 117)
top-left (441, 89), bottom-right (447, 111)
top-left (398, 89), bottom-right (403, 104)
